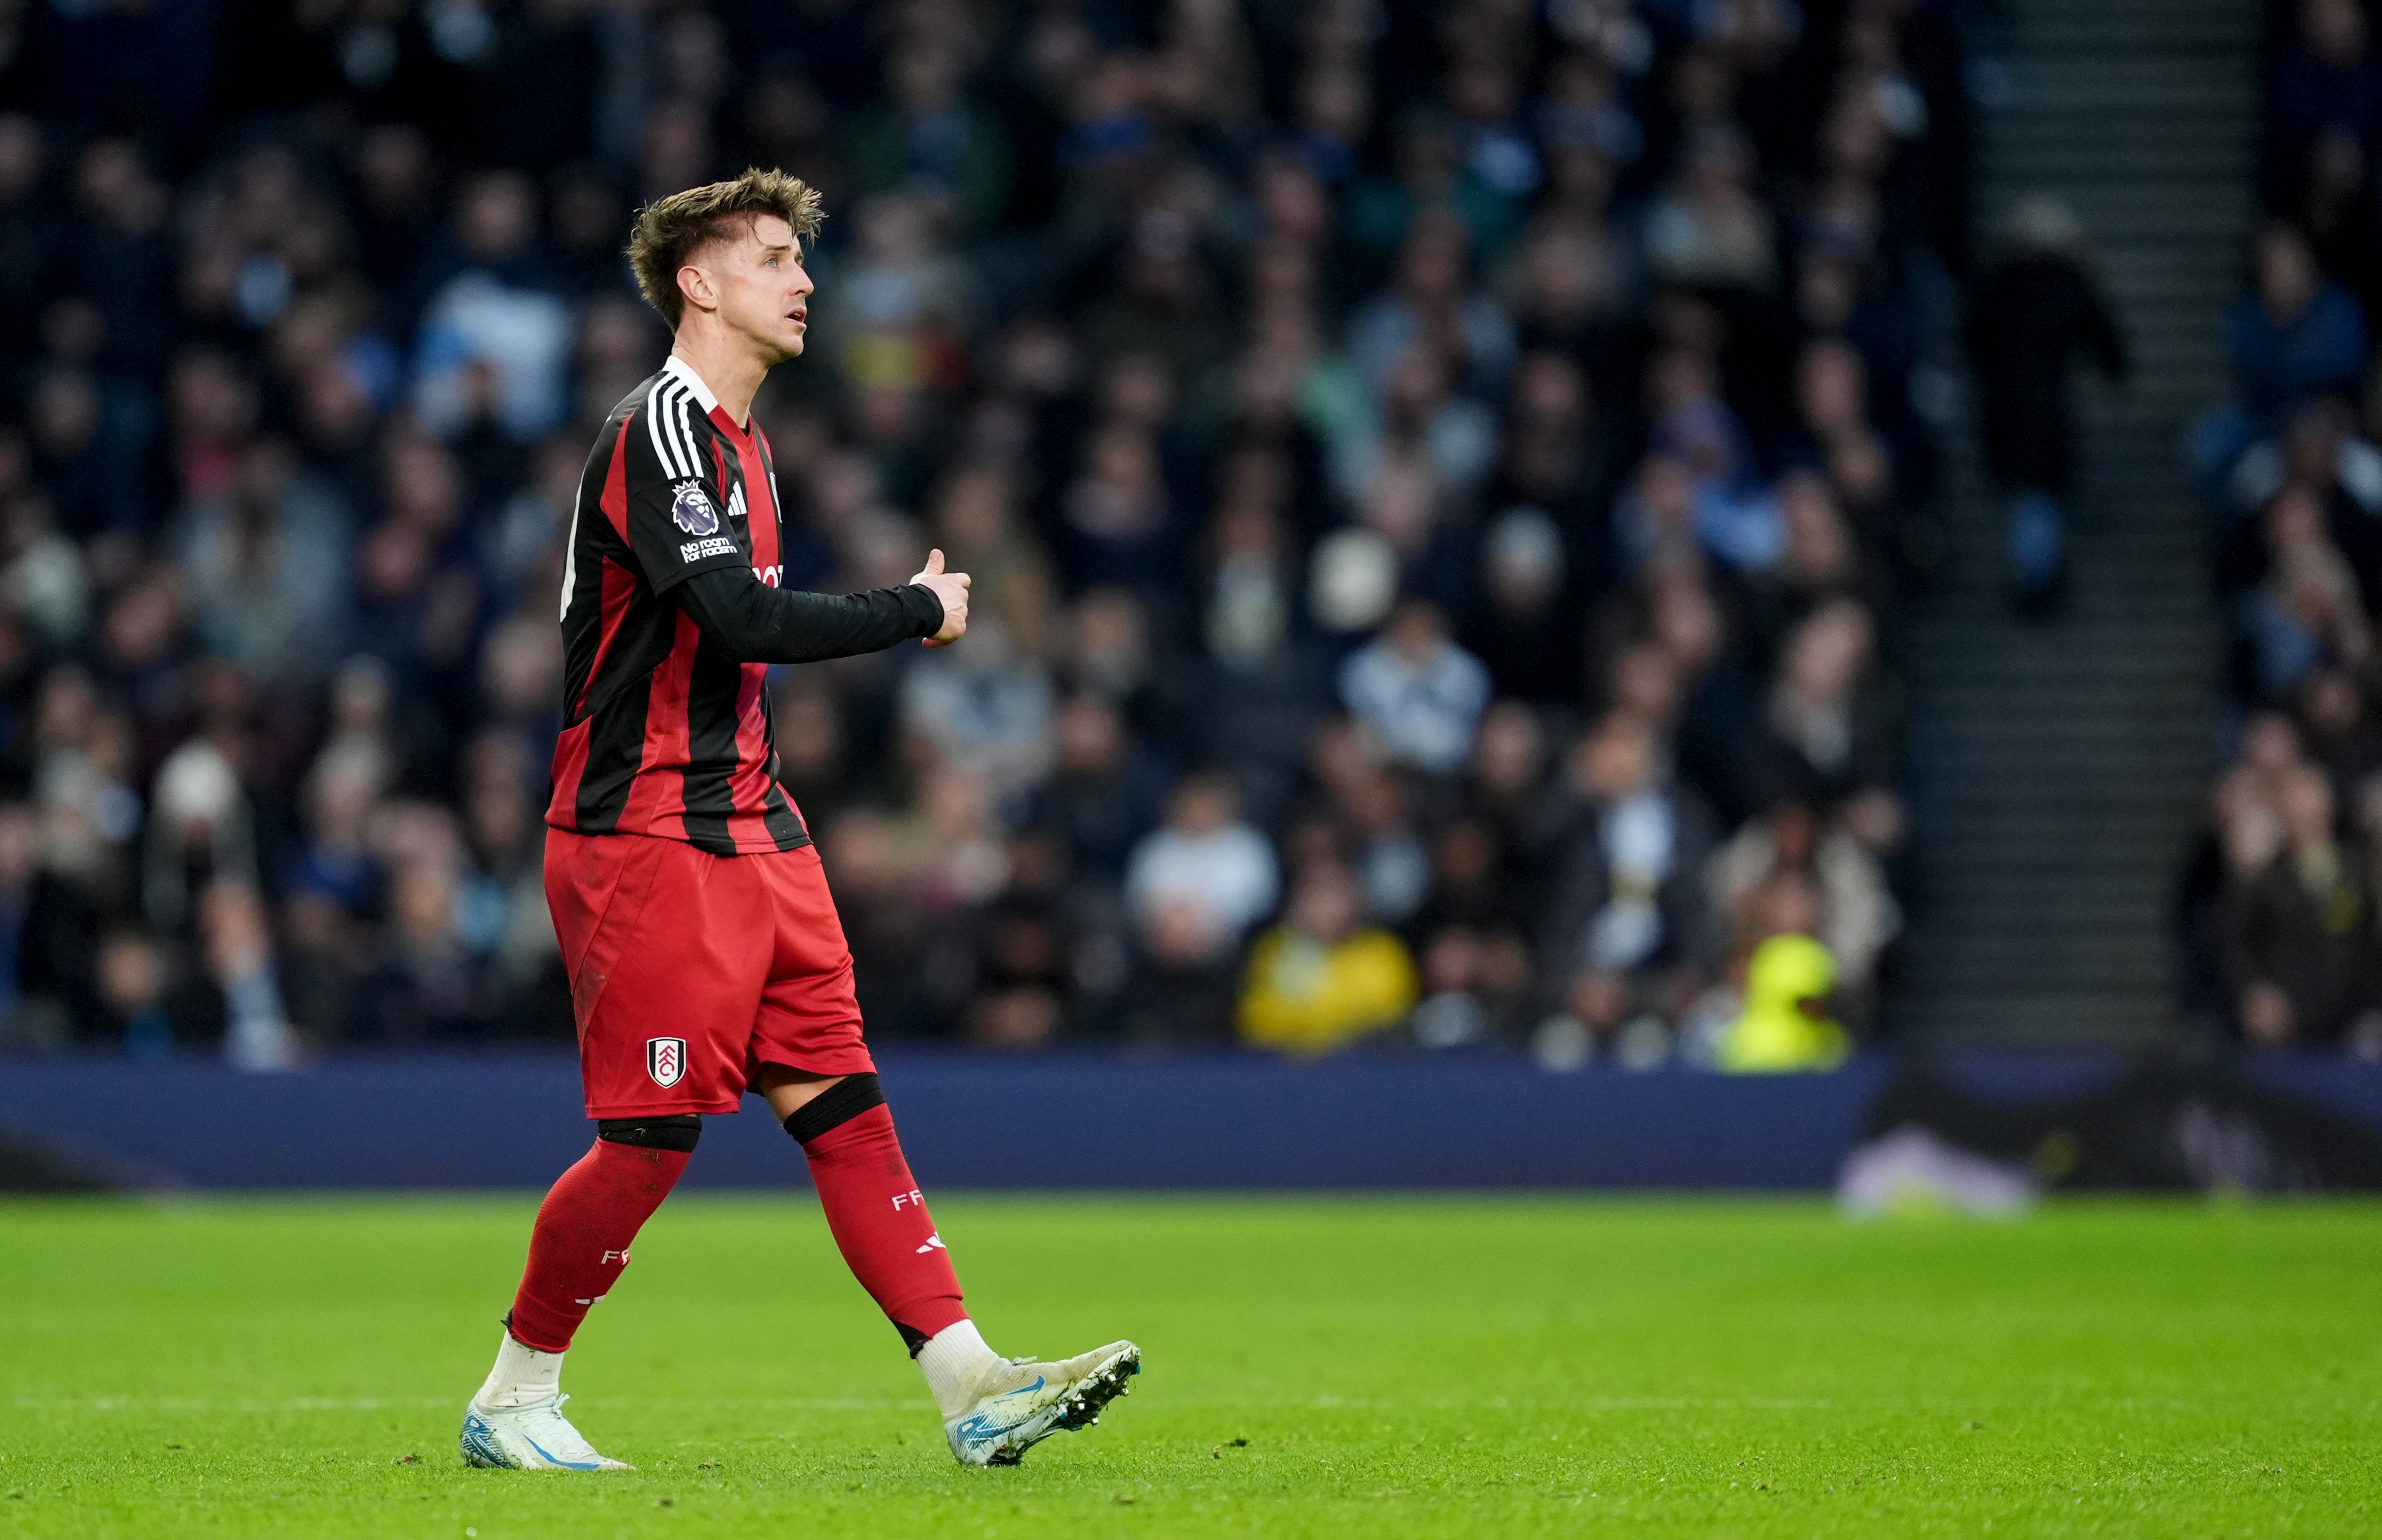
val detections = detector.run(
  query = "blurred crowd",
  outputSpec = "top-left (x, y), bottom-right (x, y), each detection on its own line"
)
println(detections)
top-left (2182, 0), bottom-right (2382, 1056)
top-left (0, 0), bottom-right (1973, 1068)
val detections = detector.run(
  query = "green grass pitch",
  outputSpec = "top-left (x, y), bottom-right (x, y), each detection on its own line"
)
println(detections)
top-left (1, 1194), bottom-right (2376, 1537)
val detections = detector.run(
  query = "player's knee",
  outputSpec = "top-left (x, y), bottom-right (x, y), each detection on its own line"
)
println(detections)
top-left (596, 1114), bottom-right (703, 1153)
top-left (781, 1072), bottom-right (885, 1147)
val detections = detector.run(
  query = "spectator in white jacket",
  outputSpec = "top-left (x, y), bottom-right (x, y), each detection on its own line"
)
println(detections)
top-left (1125, 771), bottom-right (1281, 963)
top-left (1337, 598), bottom-right (1492, 775)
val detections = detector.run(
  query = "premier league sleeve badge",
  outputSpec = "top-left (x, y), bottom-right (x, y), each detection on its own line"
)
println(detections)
top-left (670, 480), bottom-right (721, 536)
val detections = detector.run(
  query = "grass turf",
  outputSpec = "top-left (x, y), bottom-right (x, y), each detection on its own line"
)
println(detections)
top-left (0, 1195), bottom-right (2375, 1537)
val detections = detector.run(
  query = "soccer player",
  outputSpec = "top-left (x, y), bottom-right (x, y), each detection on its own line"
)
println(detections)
top-left (457, 170), bottom-right (1138, 1472)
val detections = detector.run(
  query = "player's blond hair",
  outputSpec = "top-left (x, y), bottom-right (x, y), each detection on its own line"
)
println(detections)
top-left (626, 169), bottom-right (825, 330)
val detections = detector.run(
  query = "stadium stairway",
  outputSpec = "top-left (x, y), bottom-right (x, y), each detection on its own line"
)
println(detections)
top-left (1886, 0), bottom-right (2257, 1049)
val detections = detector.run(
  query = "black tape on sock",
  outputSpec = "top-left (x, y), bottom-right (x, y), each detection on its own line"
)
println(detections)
top-left (781, 1072), bottom-right (886, 1146)
top-left (596, 1114), bottom-right (703, 1153)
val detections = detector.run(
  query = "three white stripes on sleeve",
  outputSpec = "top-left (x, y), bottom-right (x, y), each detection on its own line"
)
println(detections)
top-left (644, 379), bottom-right (706, 483)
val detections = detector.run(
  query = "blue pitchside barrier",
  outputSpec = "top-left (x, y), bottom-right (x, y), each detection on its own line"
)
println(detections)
top-left (2, 1052), bottom-right (2379, 1191)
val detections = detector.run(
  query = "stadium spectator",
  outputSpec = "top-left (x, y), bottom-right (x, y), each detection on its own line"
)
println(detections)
top-left (1739, 598), bottom-right (1904, 842)
top-left (1706, 800), bottom-right (1900, 1022)
top-left (1026, 693), bottom-right (1166, 884)
top-left (1644, 125), bottom-right (1776, 298)
top-left (1462, 503), bottom-right (1581, 705)
top-left (1125, 771), bottom-right (1280, 967)
top-left (1238, 860), bottom-right (1417, 1055)
top-left (1715, 933), bottom-right (1850, 1073)
top-left (2262, 0), bottom-right (2382, 216)
top-left (2222, 762), bottom-right (2382, 1049)
top-left (1963, 199), bottom-right (2128, 611)
top-left (1336, 597), bottom-right (1491, 776)
top-left (2236, 483), bottom-right (2373, 700)
top-left (2198, 222), bottom-right (2371, 497)
top-left (1533, 713), bottom-right (1718, 1025)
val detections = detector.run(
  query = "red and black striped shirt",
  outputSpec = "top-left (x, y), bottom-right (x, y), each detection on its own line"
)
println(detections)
top-left (546, 356), bottom-right (935, 856)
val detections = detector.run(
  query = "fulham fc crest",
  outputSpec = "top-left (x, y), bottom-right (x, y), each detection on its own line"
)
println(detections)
top-left (647, 1036), bottom-right (688, 1088)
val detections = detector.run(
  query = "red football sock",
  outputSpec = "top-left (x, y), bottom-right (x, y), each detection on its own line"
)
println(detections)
top-left (798, 1103), bottom-right (968, 1345)
top-left (507, 1140), bottom-right (690, 1353)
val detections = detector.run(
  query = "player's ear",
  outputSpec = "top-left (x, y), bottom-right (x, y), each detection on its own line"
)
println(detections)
top-left (676, 262), bottom-right (717, 315)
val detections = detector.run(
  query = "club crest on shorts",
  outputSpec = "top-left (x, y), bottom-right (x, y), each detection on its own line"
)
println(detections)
top-left (669, 480), bottom-right (720, 536)
top-left (646, 1036), bottom-right (688, 1088)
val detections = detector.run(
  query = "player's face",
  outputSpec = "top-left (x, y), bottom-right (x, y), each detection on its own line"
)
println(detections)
top-left (698, 214), bottom-right (812, 363)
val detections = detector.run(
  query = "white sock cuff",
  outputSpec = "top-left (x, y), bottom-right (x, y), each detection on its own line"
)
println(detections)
top-left (474, 1327), bottom-right (565, 1409)
top-left (916, 1319), bottom-right (999, 1418)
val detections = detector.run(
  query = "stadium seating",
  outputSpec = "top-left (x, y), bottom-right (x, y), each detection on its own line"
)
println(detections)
top-left (0, 0), bottom-right (1972, 1064)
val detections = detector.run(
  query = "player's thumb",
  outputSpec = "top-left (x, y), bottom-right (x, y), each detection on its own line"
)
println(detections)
top-left (922, 547), bottom-right (945, 576)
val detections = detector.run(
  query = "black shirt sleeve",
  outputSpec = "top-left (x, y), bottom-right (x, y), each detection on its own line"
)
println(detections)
top-left (623, 388), bottom-right (749, 593)
top-left (674, 566), bottom-right (947, 664)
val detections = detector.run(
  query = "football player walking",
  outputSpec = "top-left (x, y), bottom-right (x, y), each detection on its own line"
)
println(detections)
top-left (458, 170), bottom-right (1138, 1473)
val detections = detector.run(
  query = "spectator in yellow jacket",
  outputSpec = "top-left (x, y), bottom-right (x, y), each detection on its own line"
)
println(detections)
top-left (1239, 863), bottom-right (1419, 1055)
top-left (1717, 933), bottom-right (1850, 1072)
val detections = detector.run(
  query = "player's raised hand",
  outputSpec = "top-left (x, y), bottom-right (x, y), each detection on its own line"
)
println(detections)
top-left (909, 547), bottom-right (971, 647)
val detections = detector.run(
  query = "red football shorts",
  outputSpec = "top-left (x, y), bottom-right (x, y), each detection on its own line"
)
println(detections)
top-left (545, 830), bottom-right (876, 1118)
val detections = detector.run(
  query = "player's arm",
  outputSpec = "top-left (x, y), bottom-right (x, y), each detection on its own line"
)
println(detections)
top-left (618, 388), bottom-right (968, 660)
top-left (674, 552), bottom-right (968, 664)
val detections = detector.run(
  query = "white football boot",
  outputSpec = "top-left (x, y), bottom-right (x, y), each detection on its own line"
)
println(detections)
top-left (458, 1394), bottom-right (633, 1471)
top-left (944, 1340), bottom-right (1140, 1467)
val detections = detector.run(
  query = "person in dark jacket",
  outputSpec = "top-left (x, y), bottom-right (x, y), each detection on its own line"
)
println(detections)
top-left (1964, 198), bottom-right (2129, 613)
top-left (2223, 762), bottom-right (2381, 1048)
